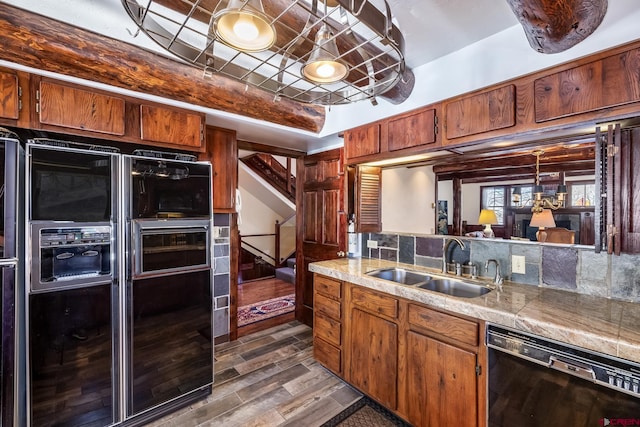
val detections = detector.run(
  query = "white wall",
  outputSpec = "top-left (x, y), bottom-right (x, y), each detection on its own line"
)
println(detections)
top-left (381, 166), bottom-right (436, 234)
top-left (237, 188), bottom-right (282, 262)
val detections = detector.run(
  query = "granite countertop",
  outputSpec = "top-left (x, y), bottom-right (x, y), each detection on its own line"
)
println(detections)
top-left (308, 257), bottom-right (640, 365)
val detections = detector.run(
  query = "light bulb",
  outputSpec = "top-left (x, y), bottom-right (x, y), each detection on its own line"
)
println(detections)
top-left (316, 62), bottom-right (336, 79)
top-left (233, 15), bottom-right (259, 41)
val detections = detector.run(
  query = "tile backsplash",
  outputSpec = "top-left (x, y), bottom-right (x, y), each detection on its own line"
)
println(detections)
top-left (362, 232), bottom-right (640, 303)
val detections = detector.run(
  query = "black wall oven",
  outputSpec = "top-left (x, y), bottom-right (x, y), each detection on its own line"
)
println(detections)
top-left (131, 219), bottom-right (210, 279)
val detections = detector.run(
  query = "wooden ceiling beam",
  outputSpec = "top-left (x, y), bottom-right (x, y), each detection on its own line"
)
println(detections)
top-left (0, 4), bottom-right (325, 133)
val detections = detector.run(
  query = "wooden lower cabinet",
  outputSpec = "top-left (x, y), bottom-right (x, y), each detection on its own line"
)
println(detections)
top-left (312, 277), bottom-right (486, 427)
top-left (405, 331), bottom-right (479, 426)
top-left (347, 307), bottom-right (398, 410)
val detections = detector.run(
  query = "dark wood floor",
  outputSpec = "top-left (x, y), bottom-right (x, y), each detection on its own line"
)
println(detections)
top-left (148, 321), bottom-right (363, 427)
top-left (237, 278), bottom-right (296, 337)
top-left (238, 277), bottom-right (295, 306)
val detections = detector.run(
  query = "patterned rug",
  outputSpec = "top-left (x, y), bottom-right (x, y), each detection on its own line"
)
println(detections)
top-left (237, 294), bottom-right (295, 326)
top-left (321, 396), bottom-right (411, 427)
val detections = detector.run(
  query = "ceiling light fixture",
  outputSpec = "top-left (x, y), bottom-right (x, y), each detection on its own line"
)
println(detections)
top-left (301, 1), bottom-right (348, 84)
top-left (121, 0), bottom-right (412, 106)
top-left (211, 0), bottom-right (276, 52)
top-left (531, 150), bottom-right (566, 213)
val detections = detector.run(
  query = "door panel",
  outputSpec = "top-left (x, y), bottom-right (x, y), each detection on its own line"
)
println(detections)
top-left (297, 149), bottom-right (346, 326)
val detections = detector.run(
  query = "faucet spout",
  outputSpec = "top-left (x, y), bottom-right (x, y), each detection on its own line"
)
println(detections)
top-left (442, 238), bottom-right (466, 274)
top-left (485, 259), bottom-right (503, 288)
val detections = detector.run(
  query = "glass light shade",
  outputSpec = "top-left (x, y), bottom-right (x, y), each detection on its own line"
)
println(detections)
top-left (530, 209), bottom-right (556, 229)
top-left (212, 0), bottom-right (276, 52)
top-left (301, 24), bottom-right (349, 83)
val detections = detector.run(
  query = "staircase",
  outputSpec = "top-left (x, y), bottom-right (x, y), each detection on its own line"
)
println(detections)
top-left (241, 153), bottom-right (296, 203)
top-left (275, 258), bottom-right (296, 285)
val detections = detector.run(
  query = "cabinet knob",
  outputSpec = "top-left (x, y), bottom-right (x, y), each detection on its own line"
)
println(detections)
top-left (337, 251), bottom-right (346, 257)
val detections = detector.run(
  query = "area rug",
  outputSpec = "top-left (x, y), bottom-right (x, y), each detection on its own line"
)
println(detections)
top-left (321, 396), bottom-right (411, 427)
top-left (237, 294), bottom-right (295, 326)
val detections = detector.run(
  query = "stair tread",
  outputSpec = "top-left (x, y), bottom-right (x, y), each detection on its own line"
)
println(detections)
top-left (275, 267), bottom-right (295, 285)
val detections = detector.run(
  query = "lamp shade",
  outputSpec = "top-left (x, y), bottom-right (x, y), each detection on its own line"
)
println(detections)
top-left (478, 209), bottom-right (498, 225)
top-left (530, 209), bottom-right (556, 228)
top-left (212, 0), bottom-right (276, 52)
top-left (301, 24), bottom-right (349, 83)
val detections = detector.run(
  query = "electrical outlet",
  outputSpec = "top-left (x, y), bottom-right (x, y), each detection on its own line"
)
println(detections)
top-left (512, 255), bottom-right (526, 274)
top-left (367, 240), bottom-right (378, 249)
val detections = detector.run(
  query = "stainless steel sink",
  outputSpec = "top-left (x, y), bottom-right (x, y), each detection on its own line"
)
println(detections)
top-left (366, 267), bottom-right (432, 285)
top-left (417, 278), bottom-right (492, 298)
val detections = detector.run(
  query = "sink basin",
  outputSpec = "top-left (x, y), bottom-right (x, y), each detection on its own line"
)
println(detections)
top-left (417, 278), bottom-right (492, 298)
top-left (366, 267), bottom-right (432, 285)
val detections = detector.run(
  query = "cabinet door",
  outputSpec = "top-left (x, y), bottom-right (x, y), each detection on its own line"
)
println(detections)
top-left (204, 126), bottom-right (238, 212)
top-left (388, 108), bottom-right (436, 151)
top-left (344, 123), bottom-right (381, 160)
top-left (355, 165), bottom-right (382, 233)
top-left (445, 85), bottom-right (515, 140)
top-left (406, 331), bottom-right (478, 427)
top-left (38, 81), bottom-right (125, 135)
top-left (618, 127), bottom-right (640, 253)
top-left (140, 104), bottom-right (203, 149)
top-left (0, 71), bottom-right (19, 120)
top-left (347, 307), bottom-right (398, 409)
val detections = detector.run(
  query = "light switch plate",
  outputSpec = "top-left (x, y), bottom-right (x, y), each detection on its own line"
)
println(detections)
top-left (367, 240), bottom-right (378, 249)
top-left (512, 255), bottom-right (526, 274)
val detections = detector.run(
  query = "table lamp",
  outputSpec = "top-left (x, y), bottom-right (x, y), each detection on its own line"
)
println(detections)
top-left (530, 209), bottom-right (556, 242)
top-left (478, 209), bottom-right (498, 238)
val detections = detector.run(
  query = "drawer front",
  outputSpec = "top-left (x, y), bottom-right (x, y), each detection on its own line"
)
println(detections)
top-left (314, 337), bottom-right (341, 374)
top-left (315, 312), bottom-right (342, 347)
top-left (351, 286), bottom-right (398, 319)
top-left (315, 275), bottom-right (342, 299)
top-left (408, 303), bottom-right (479, 347)
top-left (315, 292), bottom-right (341, 321)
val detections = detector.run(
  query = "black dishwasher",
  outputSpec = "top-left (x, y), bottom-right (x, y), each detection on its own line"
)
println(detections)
top-left (487, 324), bottom-right (640, 427)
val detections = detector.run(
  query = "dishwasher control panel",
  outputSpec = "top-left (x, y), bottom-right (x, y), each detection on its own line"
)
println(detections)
top-left (487, 324), bottom-right (640, 398)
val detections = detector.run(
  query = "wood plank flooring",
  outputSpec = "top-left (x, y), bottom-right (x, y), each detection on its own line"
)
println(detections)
top-left (237, 278), bottom-right (296, 338)
top-left (148, 321), bottom-right (363, 427)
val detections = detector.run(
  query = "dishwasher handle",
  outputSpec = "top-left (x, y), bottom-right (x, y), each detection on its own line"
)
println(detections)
top-left (548, 355), bottom-right (596, 381)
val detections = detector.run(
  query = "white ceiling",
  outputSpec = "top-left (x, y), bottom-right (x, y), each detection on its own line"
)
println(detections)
top-left (4, 0), bottom-right (640, 153)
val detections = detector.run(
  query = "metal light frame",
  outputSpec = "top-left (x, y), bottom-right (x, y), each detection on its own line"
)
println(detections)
top-left (530, 150), bottom-right (567, 214)
top-left (122, 0), bottom-right (408, 105)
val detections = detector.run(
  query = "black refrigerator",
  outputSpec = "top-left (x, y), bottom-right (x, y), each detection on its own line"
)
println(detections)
top-left (0, 134), bottom-right (23, 427)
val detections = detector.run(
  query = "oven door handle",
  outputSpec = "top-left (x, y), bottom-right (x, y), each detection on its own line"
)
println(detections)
top-left (548, 355), bottom-right (596, 381)
top-left (82, 250), bottom-right (99, 257)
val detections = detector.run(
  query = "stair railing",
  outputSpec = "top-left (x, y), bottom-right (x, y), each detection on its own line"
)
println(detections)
top-left (275, 213), bottom-right (296, 266)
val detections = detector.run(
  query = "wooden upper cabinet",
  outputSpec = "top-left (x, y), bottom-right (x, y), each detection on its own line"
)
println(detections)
top-left (38, 80), bottom-right (125, 135)
top-left (344, 122), bottom-right (381, 160)
top-left (203, 126), bottom-right (237, 213)
top-left (535, 47), bottom-right (640, 122)
top-left (0, 71), bottom-right (20, 120)
top-left (445, 84), bottom-right (516, 140)
top-left (388, 108), bottom-right (436, 151)
top-left (140, 104), bottom-right (203, 149)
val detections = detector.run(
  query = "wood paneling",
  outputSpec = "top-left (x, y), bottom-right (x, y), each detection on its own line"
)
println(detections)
top-left (535, 48), bottom-right (640, 122)
top-left (388, 108), bottom-right (436, 151)
top-left (619, 127), bottom-right (640, 253)
top-left (0, 71), bottom-right (19, 120)
top-left (38, 80), bottom-right (125, 135)
top-left (445, 85), bottom-right (516, 139)
top-left (141, 104), bottom-right (203, 148)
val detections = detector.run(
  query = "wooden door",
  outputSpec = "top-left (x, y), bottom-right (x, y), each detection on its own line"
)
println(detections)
top-left (348, 307), bottom-right (398, 410)
top-left (296, 148), bottom-right (346, 326)
top-left (406, 331), bottom-right (478, 427)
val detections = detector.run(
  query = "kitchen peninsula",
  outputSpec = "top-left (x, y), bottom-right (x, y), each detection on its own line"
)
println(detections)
top-left (309, 244), bottom-right (640, 426)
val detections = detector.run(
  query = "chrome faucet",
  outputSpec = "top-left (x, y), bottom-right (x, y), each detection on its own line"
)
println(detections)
top-left (485, 259), bottom-right (504, 288)
top-left (442, 238), bottom-right (465, 274)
